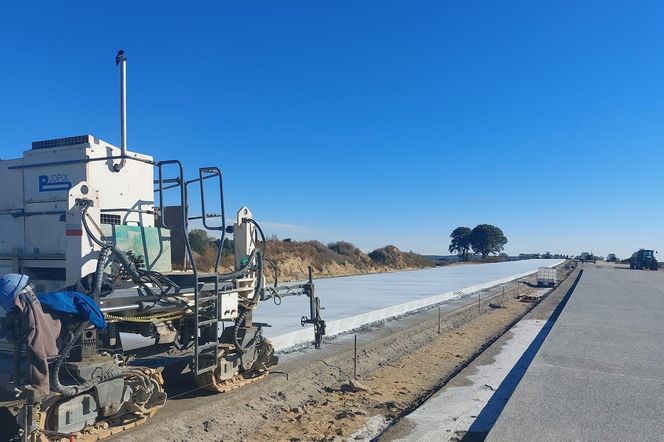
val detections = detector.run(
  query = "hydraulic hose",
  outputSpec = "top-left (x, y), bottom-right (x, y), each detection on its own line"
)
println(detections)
top-left (232, 310), bottom-right (260, 355)
top-left (232, 250), bottom-right (264, 354)
top-left (232, 310), bottom-right (250, 353)
top-left (110, 245), bottom-right (141, 281)
top-left (250, 249), bottom-right (264, 306)
top-left (93, 246), bottom-right (112, 299)
top-left (265, 257), bottom-right (278, 288)
top-left (243, 217), bottom-right (267, 256)
top-left (50, 323), bottom-right (125, 396)
top-left (80, 205), bottom-right (141, 282)
top-left (80, 206), bottom-right (177, 302)
top-left (216, 247), bottom-right (260, 281)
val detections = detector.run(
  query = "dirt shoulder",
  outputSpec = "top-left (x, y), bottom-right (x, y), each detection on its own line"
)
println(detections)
top-left (116, 265), bottom-right (573, 442)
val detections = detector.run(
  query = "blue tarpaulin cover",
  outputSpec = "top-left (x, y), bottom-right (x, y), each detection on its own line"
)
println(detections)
top-left (37, 291), bottom-right (107, 329)
top-left (0, 273), bottom-right (29, 313)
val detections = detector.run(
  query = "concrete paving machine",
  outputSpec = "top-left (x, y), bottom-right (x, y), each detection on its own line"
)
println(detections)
top-left (0, 51), bottom-right (325, 441)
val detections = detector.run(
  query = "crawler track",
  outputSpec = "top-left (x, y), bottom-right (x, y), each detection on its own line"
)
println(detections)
top-left (38, 369), bottom-right (166, 442)
top-left (194, 369), bottom-right (270, 394)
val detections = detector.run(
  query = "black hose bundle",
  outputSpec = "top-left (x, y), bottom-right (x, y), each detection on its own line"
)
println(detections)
top-left (80, 205), bottom-right (179, 303)
top-left (232, 309), bottom-right (253, 354)
top-left (232, 249), bottom-right (264, 354)
top-left (93, 246), bottom-right (112, 298)
top-left (50, 323), bottom-right (125, 396)
top-left (243, 218), bottom-right (267, 256)
top-left (80, 206), bottom-right (140, 281)
top-left (215, 247), bottom-right (261, 282)
top-left (243, 217), bottom-right (277, 286)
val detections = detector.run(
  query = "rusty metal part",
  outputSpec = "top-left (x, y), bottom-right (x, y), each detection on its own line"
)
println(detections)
top-left (41, 408), bottom-right (159, 442)
top-left (194, 368), bottom-right (269, 393)
top-left (193, 345), bottom-right (270, 393)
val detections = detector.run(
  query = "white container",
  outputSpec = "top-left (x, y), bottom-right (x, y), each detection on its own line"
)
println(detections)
top-left (537, 267), bottom-right (557, 287)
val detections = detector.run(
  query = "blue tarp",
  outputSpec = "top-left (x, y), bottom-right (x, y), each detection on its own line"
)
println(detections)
top-left (0, 273), bottom-right (29, 312)
top-left (37, 291), bottom-right (107, 329)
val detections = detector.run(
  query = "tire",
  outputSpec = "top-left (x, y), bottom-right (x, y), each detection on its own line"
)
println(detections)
top-left (651, 262), bottom-right (659, 271)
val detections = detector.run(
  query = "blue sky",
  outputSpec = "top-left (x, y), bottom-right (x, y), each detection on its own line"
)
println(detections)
top-left (1, 1), bottom-right (662, 258)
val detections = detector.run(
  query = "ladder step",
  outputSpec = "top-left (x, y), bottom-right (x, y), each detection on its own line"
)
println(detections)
top-left (197, 295), bottom-right (218, 303)
top-left (197, 319), bottom-right (218, 327)
top-left (198, 275), bottom-right (221, 281)
top-left (198, 342), bottom-right (219, 351)
top-left (196, 364), bottom-right (216, 375)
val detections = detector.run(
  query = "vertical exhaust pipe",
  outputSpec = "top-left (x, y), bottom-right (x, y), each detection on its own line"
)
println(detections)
top-left (114, 49), bottom-right (127, 172)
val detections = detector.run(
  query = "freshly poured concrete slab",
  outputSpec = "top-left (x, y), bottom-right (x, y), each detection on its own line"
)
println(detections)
top-left (256, 259), bottom-right (562, 350)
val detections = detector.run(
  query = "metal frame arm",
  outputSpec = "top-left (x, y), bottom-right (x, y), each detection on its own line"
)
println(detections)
top-left (262, 266), bottom-right (325, 349)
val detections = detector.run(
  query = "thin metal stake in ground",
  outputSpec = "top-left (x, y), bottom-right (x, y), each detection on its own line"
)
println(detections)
top-left (438, 307), bottom-right (441, 334)
top-left (353, 334), bottom-right (357, 379)
top-left (478, 292), bottom-right (481, 314)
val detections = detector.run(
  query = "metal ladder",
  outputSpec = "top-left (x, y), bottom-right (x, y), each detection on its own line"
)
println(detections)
top-left (156, 162), bottom-right (226, 375)
top-left (194, 275), bottom-right (220, 374)
top-left (190, 167), bottom-right (226, 375)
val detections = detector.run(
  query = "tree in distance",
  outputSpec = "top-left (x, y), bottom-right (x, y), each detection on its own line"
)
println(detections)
top-left (188, 229), bottom-right (234, 255)
top-left (188, 229), bottom-right (210, 255)
top-left (449, 227), bottom-right (473, 261)
top-left (470, 224), bottom-right (508, 258)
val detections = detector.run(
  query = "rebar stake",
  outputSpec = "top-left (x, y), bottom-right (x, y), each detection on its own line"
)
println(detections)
top-left (353, 334), bottom-right (357, 379)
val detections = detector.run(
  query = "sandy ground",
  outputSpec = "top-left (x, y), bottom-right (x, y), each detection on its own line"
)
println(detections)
top-left (253, 294), bottom-right (548, 441)
top-left (114, 264), bottom-right (573, 442)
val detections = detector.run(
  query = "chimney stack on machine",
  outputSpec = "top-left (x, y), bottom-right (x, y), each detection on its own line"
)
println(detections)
top-left (114, 49), bottom-right (128, 172)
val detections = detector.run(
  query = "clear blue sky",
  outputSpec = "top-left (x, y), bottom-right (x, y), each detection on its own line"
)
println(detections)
top-left (1, 1), bottom-right (662, 258)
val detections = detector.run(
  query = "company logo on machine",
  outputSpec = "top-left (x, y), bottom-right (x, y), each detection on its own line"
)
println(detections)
top-left (39, 174), bottom-right (72, 192)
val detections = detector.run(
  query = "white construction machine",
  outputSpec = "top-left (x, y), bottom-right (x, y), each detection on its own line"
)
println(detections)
top-left (0, 51), bottom-right (325, 441)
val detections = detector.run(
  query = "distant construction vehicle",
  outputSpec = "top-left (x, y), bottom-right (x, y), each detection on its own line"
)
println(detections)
top-left (629, 249), bottom-right (659, 270)
top-left (578, 252), bottom-right (596, 264)
top-left (606, 253), bottom-right (617, 262)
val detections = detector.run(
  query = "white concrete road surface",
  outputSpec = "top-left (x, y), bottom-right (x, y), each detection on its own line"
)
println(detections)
top-left (486, 264), bottom-right (664, 441)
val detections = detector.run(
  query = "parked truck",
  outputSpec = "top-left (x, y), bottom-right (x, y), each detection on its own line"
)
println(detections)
top-left (630, 249), bottom-right (659, 270)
